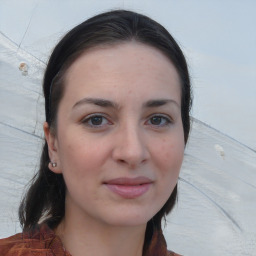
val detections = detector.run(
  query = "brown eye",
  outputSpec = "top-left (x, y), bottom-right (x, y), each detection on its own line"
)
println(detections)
top-left (147, 115), bottom-right (171, 127)
top-left (82, 114), bottom-right (111, 128)
top-left (150, 116), bottom-right (162, 125)
top-left (90, 116), bottom-right (103, 125)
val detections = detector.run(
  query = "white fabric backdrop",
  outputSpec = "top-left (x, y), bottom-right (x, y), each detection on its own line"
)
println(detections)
top-left (0, 2), bottom-right (256, 255)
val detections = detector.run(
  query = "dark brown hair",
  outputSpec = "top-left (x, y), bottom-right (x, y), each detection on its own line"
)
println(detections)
top-left (19, 9), bottom-right (192, 244)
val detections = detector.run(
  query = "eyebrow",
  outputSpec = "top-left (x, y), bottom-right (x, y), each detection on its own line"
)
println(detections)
top-left (143, 99), bottom-right (180, 108)
top-left (72, 98), bottom-right (119, 109)
top-left (72, 97), bottom-right (180, 110)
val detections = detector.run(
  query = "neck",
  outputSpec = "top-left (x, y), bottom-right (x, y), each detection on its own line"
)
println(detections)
top-left (55, 208), bottom-right (147, 256)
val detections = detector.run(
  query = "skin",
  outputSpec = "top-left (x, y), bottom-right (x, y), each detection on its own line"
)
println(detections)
top-left (44, 42), bottom-right (184, 256)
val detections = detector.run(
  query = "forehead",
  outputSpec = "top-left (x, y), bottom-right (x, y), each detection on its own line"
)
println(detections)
top-left (63, 42), bottom-right (181, 103)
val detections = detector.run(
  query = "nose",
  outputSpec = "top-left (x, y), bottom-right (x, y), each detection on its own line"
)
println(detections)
top-left (112, 124), bottom-right (149, 169)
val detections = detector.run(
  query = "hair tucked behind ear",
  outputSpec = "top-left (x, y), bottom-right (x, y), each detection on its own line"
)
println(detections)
top-left (19, 10), bottom-right (192, 240)
top-left (19, 143), bottom-right (65, 230)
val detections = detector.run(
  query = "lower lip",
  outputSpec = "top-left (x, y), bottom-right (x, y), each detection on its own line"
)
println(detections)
top-left (105, 183), bottom-right (151, 199)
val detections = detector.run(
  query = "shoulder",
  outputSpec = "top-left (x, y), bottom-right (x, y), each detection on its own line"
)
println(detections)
top-left (0, 224), bottom-right (66, 256)
top-left (0, 232), bottom-right (25, 256)
top-left (168, 251), bottom-right (182, 256)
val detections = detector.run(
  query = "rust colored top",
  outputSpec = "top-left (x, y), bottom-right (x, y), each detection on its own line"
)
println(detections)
top-left (0, 224), bottom-right (181, 256)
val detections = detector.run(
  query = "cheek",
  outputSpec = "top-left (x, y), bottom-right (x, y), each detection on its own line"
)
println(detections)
top-left (59, 135), bottom-right (108, 178)
top-left (58, 138), bottom-right (108, 199)
top-left (150, 134), bottom-right (184, 210)
top-left (154, 135), bottom-right (184, 179)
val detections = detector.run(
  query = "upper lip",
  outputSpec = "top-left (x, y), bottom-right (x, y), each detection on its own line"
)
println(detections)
top-left (104, 176), bottom-right (153, 185)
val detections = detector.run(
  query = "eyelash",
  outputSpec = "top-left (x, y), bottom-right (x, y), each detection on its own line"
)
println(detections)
top-left (146, 114), bottom-right (172, 128)
top-left (81, 114), bottom-right (112, 128)
top-left (81, 113), bottom-right (172, 129)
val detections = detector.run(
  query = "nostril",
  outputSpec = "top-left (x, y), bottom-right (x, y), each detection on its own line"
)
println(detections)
top-left (112, 134), bottom-right (149, 168)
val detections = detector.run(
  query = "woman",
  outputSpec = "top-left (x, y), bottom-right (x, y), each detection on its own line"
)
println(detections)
top-left (0, 10), bottom-right (191, 256)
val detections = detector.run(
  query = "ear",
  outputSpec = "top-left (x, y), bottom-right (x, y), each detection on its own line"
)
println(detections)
top-left (43, 122), bottom-right (62, 174)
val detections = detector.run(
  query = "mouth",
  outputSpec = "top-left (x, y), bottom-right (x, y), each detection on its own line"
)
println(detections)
top-left (103, 176), bottom-right (153, 199)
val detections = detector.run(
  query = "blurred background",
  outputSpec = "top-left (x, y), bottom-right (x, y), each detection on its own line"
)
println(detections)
top-left (0, 1), bottom-right (255, 255)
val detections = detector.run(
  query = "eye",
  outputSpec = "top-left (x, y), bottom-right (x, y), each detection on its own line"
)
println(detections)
top-left (81, 114), bottom-right (111, 128)
top-left (146, 115), bottom-right (172, 127)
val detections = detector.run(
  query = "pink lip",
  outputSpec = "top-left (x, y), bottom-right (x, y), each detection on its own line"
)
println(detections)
top-left (104, 177), bottom-right (153, 199)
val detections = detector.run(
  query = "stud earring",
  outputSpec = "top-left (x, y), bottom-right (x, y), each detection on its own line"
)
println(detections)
top-left (51, 162), bottom-right (57, 167)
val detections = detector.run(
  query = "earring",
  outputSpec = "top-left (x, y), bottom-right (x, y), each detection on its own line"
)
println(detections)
top-left (51, 162), bottom-right (57, 167)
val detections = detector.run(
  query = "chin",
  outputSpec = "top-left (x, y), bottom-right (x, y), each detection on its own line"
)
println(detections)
top-left (99, 207), bottom-right (156, 227)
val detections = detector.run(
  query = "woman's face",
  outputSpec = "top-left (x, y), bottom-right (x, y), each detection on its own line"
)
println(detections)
top-left (46, 42), bottom-right (184, 227)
